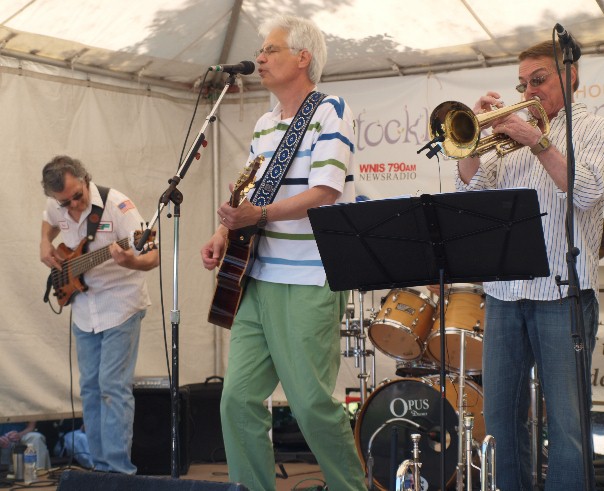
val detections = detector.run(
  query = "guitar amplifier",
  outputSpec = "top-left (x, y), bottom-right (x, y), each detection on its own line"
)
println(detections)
top-left (132, 385), bottom-right (191, 475)
top-left (184, 377), bottom-right (226, 463)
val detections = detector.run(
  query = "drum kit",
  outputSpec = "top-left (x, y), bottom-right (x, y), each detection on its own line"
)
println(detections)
top-left (341, 285), bottom-right (498, 491)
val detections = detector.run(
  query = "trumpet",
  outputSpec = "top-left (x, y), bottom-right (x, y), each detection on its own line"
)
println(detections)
top-left (480, 435), bottom-right (498, 491)
top-left (428, 98), bottom-right (550, 159)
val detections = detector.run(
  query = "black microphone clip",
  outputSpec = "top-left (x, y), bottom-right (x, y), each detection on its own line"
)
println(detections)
top-left (417, 134), bottom-right (445, 161)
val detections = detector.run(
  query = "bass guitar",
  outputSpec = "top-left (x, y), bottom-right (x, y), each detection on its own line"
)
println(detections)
top-left (46, 230), bottom-right (157, 307)
top-left (208, 155), bottom-right (264, 328)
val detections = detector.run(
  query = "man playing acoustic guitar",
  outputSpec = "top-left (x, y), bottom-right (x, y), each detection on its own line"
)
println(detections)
top-left (40, 155), bottom-right (158, 474)
top-left (201, 15), bottom-right (366, 491)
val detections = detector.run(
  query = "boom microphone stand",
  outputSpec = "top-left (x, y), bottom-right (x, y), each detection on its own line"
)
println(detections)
top-left (136, 71), bottom-right (239, 478)
top-left (553, 24), bottom-right (595, 490)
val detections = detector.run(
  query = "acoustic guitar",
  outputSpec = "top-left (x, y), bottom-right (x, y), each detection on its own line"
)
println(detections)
top-left (208, 155), bottom-right (264, 329)
top-left (47, 230), bottom-right (157, 307)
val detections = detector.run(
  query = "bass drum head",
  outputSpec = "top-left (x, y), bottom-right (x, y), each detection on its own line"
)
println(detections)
top-left (354, 378), bottom-right (458, 491)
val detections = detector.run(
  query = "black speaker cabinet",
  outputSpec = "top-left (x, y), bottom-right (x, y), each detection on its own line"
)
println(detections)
top-left (132, 386), bottom-right (191, 475)
top-left (57, 469), bottom-right (249, 490)
top-left (185, 377), bottom-right (225, 463)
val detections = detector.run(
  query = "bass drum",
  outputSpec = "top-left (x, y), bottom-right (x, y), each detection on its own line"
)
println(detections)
top-left (354, 378), bottom-right (458, 491)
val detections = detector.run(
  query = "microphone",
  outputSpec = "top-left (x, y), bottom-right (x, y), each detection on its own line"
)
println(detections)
top-left (208, 61), bottom-right (255, 75)
top-left (554, 23), bottom-right (581, 61)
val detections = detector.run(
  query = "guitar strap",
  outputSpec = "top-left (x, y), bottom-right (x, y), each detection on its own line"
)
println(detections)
top-left (250, 90), bottom-right (327, 206)
top-left (86, 185), bottom-right (110, 243)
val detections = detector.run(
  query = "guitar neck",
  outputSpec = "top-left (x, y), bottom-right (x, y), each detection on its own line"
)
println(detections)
top-left (70, 236), bottom-right (130, 277)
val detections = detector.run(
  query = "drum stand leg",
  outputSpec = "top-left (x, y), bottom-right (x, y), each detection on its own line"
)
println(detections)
top-left (342, 290), bottom-right (375, 406)
top-left (456, 330), bottom-right (469, 491)
top-left (530, 365), bottom-right (544, 490)
top-left (356, 290), bottom-right (375, 405)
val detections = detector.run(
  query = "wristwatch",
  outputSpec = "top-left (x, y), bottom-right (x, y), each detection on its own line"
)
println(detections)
top-left (256, 205), bottom-right (268, 228)
top-left (530, 135), bottom-right (551, 155)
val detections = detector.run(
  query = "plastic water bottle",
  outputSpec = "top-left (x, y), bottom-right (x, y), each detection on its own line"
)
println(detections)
top-left (23, 443), bottom-right (37, 484)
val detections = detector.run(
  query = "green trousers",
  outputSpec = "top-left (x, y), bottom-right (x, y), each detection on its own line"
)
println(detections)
top-left (220, 278), bottom-right (367, 491)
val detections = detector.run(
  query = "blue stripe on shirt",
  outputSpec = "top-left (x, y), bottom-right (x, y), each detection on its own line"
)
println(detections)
top-left (256, 256), bottom-right (323, 267)
top-left (321, 97), bottom-right (346, 119)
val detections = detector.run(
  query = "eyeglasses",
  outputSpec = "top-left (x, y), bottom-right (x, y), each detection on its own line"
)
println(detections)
top-left (57, 189), bottom-right (84, 207)
top-left (515, 72), bottom-right (554, 93)
top-left (254, 44), bottom-right (301, 57)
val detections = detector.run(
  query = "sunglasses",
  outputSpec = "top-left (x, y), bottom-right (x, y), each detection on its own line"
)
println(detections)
top-left (57, 189), bottom-right (84, 207)
top-left (515, 72), bottom-right (554, 93)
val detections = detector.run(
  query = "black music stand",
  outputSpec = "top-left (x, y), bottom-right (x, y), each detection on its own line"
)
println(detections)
top-left (308, 188), bottom-right (550, 491)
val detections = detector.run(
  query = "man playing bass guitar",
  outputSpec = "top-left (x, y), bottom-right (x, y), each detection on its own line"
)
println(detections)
top-left (40, 155), bottom-right (159, 474)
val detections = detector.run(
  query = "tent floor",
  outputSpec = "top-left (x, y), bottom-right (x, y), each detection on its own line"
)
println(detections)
top-left (6, 462), bottom-right (326, 490)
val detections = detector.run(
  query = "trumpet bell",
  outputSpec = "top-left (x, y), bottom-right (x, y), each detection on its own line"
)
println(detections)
top-left (429, 101), bottom-right (481, 159)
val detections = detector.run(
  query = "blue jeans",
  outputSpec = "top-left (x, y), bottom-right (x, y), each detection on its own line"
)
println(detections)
top-left (483, 291), bottom-right (597, 491)
top-left (73, 310), bottom-right (144, 474)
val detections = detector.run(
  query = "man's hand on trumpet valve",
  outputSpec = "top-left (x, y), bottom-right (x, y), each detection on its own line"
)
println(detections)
top-left (473, 91), bottom-right (504, 118)
top-left (491, 113), bottom-right (543, 148)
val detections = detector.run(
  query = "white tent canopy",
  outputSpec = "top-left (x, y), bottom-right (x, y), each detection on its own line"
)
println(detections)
top-left (2, 2), bottom-right (604, 421)
top-left (1, 0), bottom-right (603, 91)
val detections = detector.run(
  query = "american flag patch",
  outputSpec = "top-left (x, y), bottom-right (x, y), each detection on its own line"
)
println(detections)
top-left (118, 200), bottom-right (135, 213)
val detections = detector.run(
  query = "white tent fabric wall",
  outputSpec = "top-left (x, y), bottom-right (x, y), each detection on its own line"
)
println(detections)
top-left (3, 51), bottom-right (604, 420)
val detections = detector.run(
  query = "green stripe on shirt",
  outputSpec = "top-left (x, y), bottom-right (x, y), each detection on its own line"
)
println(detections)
top-left (311, 159), bottom-right (347, 172)
top-left (263, 230), bottom-right (315, 240)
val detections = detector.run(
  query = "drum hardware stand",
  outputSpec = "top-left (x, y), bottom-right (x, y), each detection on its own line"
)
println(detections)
top-left (395, 433), bottom-right (422, 491)
top-left (455, 329), bottom-right (468, 491)
top-left (455, 329), bottom-right (481, 491)
top-left (366, 417), bottom-right (422, 491)
top-left (342, 290), bottom-right (376, 405)
top-left (462, 415), bottom-right (475, 491)
top-left (530, 365), bottom-right (544, 489)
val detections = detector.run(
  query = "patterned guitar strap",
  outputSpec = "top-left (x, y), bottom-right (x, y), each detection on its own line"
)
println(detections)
top-left (86, 185), bottom-right (110, 245)
top-left (250, 90), bottom-right (327, 208)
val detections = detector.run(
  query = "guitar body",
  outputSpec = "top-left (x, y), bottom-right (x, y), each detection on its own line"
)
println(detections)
top-left (46, 230), bottom-right (155, 308)
top-left (52, 239), bottom-right (90, 306)
top-left (208, 228), bottom-right (257, 329)
top-left (207, 156), bottom-right (264, 329)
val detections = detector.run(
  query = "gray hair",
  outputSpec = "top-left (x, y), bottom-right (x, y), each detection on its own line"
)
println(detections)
top-left (41, 155), bottom-right (91, 196)
top-left (259, 15), bottom-right (327, 84)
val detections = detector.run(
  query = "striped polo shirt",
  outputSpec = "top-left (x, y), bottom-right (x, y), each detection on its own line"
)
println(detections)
top-left (455, 103), bottom-right (604, 300)
top-left (247, 93), bottom-right (356, 286)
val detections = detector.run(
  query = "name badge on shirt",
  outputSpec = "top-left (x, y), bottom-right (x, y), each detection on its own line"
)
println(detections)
top-left (98, 221), bottom-right (113, 232)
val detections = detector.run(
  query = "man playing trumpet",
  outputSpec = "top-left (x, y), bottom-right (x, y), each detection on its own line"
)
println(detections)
top-left (456, 39), bottom-right (604, 491)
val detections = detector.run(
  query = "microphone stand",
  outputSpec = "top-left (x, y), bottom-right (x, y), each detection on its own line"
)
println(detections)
top-left (136, 71), bottom-right (238, 478)
top-left (554, 39), bottom-right (594, 490)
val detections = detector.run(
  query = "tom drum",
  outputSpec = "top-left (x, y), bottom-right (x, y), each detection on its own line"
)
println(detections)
top-left (369, 288), bottom-right (436, 361)
top-left (425, 285), bottom-right (485, 374)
